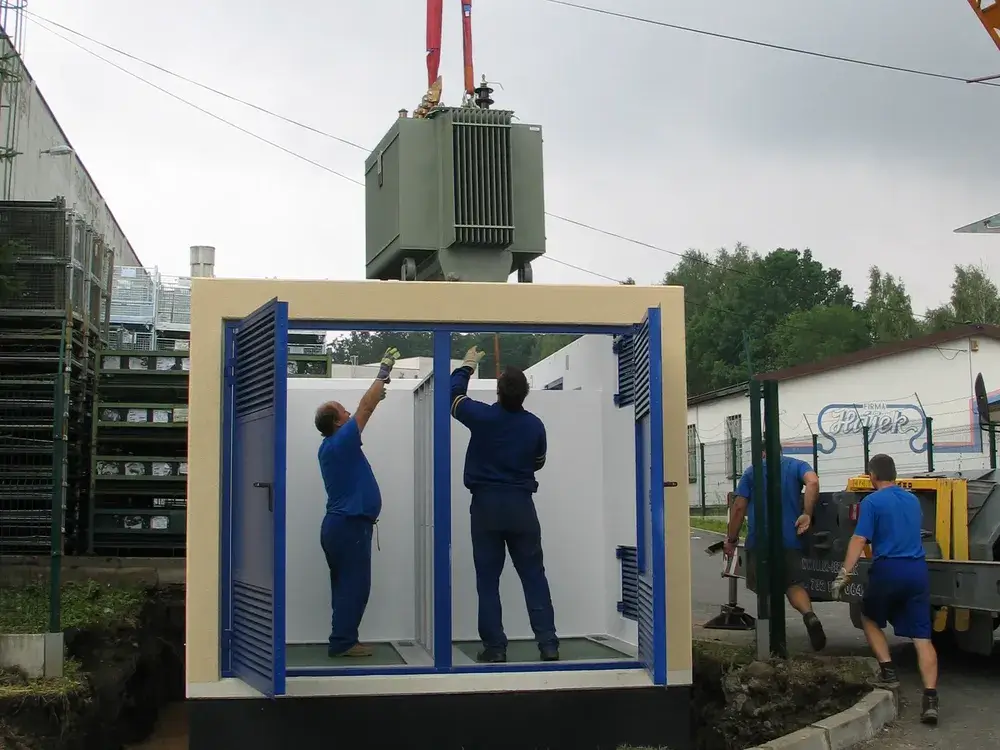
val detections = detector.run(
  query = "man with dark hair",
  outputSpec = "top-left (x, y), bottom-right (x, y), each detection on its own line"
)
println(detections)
top-left (724, 432), bottom-right (827, 651)
top-left (831, 453), bottom-right (939, 725)
top-left (450, 346), bottom-right (559, 663)
top-left (314, 346), bottom-right (400, 658)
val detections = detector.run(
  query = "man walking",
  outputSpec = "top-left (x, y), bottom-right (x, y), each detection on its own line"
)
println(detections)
top-left (723, 433), bottom-right (827, 651)
top-left (313, 346), bottom-right (400, 658)
top-left (450, 346), bottom-right (559, 663)
top-left (831, 453), bottom-right (939, 725)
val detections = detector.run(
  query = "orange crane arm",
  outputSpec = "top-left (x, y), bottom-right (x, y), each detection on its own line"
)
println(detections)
top-left (427, 0), bottom-right (443, 87)
top-left (968, 0), bottom-right (1000, 52)
top-left (462, 2), bottom-right (475, 96)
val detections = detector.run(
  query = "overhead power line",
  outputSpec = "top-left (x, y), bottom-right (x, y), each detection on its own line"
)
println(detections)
top-left (24, 12), bottom-right (971, 329)
top-left (544, 0), bottom-right (1000, 88)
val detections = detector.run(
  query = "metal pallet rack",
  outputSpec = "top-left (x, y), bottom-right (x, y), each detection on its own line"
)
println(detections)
top-left (288, 331), bottom-right (329, 377)
top-left (0, 199), bottom-right (111, 553)
top-left (89, 348), bottom-right (189, 555)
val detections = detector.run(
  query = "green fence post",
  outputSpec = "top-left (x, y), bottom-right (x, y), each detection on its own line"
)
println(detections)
top-left (699, 442), bottom-right (706, 516)
top-left (48, 321), bottom-right (68, 633)
top-left (862, 424), bottom-right (870, 473)
top-left (762, 379), bottom-right (787, 658)
top-left (990, 426), bottom-right (997, 471)
top-left (748, 379), bottom-right (769, 659)
top-left (926, 417), bottom-right (935, 472)
top-left (811, 433), bottom-right (819, 472)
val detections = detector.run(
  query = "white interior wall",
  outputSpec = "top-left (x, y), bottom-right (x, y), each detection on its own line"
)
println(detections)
top-left (284, 376), bottom-right (637, 646)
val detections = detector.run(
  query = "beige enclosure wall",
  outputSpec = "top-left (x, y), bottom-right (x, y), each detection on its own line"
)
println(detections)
top-left (184, 279), bottom-right (692, 685)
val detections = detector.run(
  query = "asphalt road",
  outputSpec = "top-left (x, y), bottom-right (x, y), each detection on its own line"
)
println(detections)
top-left (689, 528), bottom-right (1000, 747)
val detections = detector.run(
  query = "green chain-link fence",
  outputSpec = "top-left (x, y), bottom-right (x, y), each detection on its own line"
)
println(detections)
top-left (689, 420), bottom-right (997, 516)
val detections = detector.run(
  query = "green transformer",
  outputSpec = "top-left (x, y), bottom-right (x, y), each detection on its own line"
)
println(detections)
top-left (364, 106), bottom-right (546, 283)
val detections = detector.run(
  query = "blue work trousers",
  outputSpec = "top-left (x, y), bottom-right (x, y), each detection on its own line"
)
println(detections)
top-left (470, 488), bottom-right (558, 652)
top-left (320, 514), bottom-right (373, 655)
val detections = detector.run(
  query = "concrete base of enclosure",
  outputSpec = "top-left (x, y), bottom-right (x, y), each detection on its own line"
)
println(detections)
top-left (187, 683), bottom-right (693, 750)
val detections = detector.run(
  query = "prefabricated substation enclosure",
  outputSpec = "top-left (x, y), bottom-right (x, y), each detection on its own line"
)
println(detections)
top-left (184, 279), bottom-right (693, 750)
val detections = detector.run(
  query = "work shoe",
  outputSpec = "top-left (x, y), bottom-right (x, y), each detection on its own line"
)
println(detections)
top-left (539, 646), bottom-right (560, 662)
top-left (921, 693), bottom-right (939, 725)
top-left (329, 643), bottom-right (373, 658)
top-left (876, 664), bottom-right (900, 690)
top-left (803, 613), bottom-right (827, 652)
top-left (476, 648), bottom-right (507, 663)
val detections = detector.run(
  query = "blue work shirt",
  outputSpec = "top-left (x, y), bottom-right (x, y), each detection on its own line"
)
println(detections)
top-left (736, 456), bottom-right (812, 550)
top-left (853, 485), bottom-right (925, 562)
top-left (450, 367), bottom-right (547, 493)
top-left (317, 417), bottom-right (382, 519)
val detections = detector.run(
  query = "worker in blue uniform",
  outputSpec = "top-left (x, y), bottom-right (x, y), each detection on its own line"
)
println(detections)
top-left (313, 346), bottom-right (400, 658)
top-left (831, 453), bottom-right (938, 725)
top-left (450, 346), bottom-right (559, 663)
top-left (723, 433), bottom-right (827, 651)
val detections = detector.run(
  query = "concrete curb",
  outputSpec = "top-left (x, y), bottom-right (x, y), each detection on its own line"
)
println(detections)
top-left (749, 659), bottom-right (897, 750)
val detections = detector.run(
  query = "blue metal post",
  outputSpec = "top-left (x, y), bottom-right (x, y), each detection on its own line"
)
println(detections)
top-left (432, 331), bottom-right (453, 669)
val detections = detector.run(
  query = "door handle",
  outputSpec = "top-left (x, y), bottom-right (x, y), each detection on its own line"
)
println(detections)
top-left (253, 481), bottom-right (273, 512)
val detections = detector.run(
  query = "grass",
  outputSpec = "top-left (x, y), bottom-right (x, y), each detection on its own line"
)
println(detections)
top-left (0, 659), bottom-right (85, 700)
top-left (0, 580), bottom-right (145, 635)
top-left (690, 515), bottom-right (746, 537)
top-left (0, 580), bottom-right (147, 701)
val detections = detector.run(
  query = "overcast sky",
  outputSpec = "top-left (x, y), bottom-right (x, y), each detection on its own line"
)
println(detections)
top-left (17, 0), bottom-right (1000, 312)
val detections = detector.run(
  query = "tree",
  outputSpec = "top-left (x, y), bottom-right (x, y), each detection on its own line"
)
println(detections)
top-left (620, 277), bottom-right (636, 285)
top-left (950, 263), bottom-right (1000, 325)
top-left (665, 244), bottom-right (857, 392)
top-left (767, 305), bottom-right (871, 370)
top-left (864, 266), bottom-right (919, 343)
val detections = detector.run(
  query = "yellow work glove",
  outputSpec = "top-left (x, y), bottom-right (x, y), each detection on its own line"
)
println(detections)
top-left (830, 566), bottom-right (852, 600)
top-left (463, 346), bottom-right (486, 370)
top-left (377, 346), bottom-right (401, 381)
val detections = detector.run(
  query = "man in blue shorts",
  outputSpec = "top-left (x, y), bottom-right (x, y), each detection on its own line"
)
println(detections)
top-left (724, 433), bottom-right (826, 651)
top-left (831, 453), bottom-right (939, 725)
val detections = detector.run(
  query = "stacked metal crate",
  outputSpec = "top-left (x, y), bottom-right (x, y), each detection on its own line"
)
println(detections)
top-left (91, 266), bottom-right (189, 554)
top-left (288, 331), bottom-right (330, 377)
top-left (0, 199), bottom-right (111, 553)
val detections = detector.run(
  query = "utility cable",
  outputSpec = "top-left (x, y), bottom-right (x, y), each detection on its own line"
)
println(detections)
top-left (25, 13), bottom-right (976, 330)
top-left (27, 16), bottom-right (363, 187)
top-left (544, 0), bottom-right (1000, 88)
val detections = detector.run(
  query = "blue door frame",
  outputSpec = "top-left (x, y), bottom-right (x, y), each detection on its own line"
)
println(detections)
top-left (219, 316), bottom-right (668, 680)
top-left (220, 298), bottom-right (289, 697)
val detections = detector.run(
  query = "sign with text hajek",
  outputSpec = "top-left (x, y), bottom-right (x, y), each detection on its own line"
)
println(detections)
top-left (815, 401), bottom-right (928, 455)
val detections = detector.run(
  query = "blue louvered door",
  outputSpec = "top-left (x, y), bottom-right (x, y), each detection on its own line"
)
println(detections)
top-left (228, 297), bottom-right (289, 697)
top-left (614, 307), bottom-right (667, 685)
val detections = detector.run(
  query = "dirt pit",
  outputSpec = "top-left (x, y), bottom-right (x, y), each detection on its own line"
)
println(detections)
top-left (691, 640), bottom-right (875, 750)
top-left (0, 584), bottom-right (184, 750)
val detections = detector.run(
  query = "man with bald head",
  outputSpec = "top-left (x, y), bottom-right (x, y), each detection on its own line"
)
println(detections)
top-left (315, 346), bottom-right (400, 658)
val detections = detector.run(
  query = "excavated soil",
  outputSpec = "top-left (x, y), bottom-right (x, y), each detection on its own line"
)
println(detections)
top-left (0, 586), bottom-right (184, 750)
top-left (691, 641), bottom-right (875, 750)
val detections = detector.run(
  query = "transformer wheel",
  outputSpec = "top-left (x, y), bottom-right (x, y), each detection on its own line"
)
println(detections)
top-left (517, 262), bottom-right (533, 283)
top-left (401, 257), bottom-right (417, 281)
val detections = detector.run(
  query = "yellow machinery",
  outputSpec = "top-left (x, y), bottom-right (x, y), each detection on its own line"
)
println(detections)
top-left (793, 472), bottom-right (1000, 656)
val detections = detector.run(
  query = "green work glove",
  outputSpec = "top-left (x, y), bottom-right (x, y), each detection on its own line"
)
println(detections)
top-left (377, 346), bottom-right (401, 381)
top-left (463, 346), bottom-right (485, 370)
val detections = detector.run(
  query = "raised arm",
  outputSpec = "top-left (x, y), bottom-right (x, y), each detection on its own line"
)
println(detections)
top-left (450, 346), bottom-right (492, 426)
top-left (355, 346), bottom-right (399, 433)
